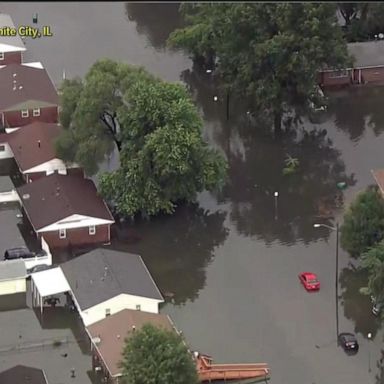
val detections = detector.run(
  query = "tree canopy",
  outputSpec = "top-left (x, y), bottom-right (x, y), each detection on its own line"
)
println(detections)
top-left (168, 3), bottom-right (351, 130)
top-left (340, 186), bottom-right (384, 257)
top-left (55, 59), bottom-right (227, 217)
top-left (120, 323), bottom-right (198, 384)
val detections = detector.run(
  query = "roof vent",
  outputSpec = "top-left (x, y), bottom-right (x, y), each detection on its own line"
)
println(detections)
top-left (22, 194), bottom-right (30, 200)
top-left (13, 86), bottom-right (16, 91)
top-left (12, 73), bottom-right (16, 77)
top-left (38, 140), bottom-right (41, 148)
top-left (117, 334), bottom-right (120, 339)
top-left (92, 336), bottom-right (101, 345)
top-left (132, 325), bottom-right (136, 332)
top-left (18, 85), bottom-right (23, 90)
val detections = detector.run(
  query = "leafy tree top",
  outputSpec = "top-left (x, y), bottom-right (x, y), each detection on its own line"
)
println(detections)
top-left (120, 323), bottom-right (198, 384)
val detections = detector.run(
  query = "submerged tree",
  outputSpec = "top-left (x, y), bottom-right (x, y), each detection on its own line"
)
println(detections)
top-left (340, 186), bottom-right (384, 257)
top-left (120, 323), bottom-right (198, 384)
top-left (56, 59), bottom-right (227, 217)
top-left (168, 3), bottom-right (351, 131)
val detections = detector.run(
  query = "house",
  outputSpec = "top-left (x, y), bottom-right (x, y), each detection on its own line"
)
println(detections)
top-left (0, 365), bottom-right (48, 384)
top-left (0, 63), bottom-right (58, 129)
top-left (0, 259), bottom-right (27, 296)
top-left (0, 14), bottom-right (26, 65)
top-left (372, 169), bottom-right (384, 197)
top-left (0, 175), bottom-right (18, 202)
top-left (61, 248), bottom-right (164, 326)
top-left (17, 174), bottom-right (114, 248)
top-left (0, 121), bottom-right (82, 181)
top-left (319, 41), bottom-right (384, 87)
top-left (86, 309), bottom-right (176, 383)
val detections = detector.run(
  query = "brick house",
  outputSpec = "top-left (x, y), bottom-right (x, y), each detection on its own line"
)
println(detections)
top-left (17, 174), bottom-right (115, 248)
top-left (319, 41), bottom-right (384, 88)
top-left (0, 121), bottom-right (82, 181)
top-left (0, 63), bottom-right (59, 129)
top-left (0, 14), bottom-right (26, 65)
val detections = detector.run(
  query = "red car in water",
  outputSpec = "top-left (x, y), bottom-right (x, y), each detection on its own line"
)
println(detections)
top-left (298, 272), bottom-right (320, 291)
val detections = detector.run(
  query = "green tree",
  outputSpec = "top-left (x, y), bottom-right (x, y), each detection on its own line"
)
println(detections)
top-left (340, 186), bottom-right (384, 257)
top-left (120, 323), bottom-right (198, 384)
top-left (56, 59), bottom-right (227, 217)
top-left (168, 3), bottom-right (351, 130)
top-left (100, 77), bottom-right (227, 217)
top-left (360, 242), bottom-right (384, 303)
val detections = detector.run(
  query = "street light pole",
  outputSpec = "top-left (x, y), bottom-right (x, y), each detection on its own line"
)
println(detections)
top-left (314, 222), bottom-right (340, 340)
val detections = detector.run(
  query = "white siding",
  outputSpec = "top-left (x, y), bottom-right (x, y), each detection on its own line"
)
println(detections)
top-left (38, 214), bottom-right (114, 232)
top-left (0, 190), bottom-right (19, 203)
top-left (24, 158), bottom-right (75, 175)
top-left (0, 277), bottom-right (26, 295)
top-left (80, 293), bottom-right (162, 326)
top-left (0, 142), bottom-right (13, 159)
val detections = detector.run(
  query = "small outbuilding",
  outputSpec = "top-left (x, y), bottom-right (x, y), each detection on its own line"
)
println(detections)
top-left (0, 259), bottom-right (27, 295)
top-left (0, 176), bottom-right (18, 202)
top-left (86, 308), bottom-right (176, 383)
top-left (61, 248), bottom-right (164, 326)
top-left (0, 365), bottom-right (48, 384)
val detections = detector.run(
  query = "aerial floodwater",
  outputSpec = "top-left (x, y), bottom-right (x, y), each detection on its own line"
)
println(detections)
top-left (2, 2), bottom-right (384, 384)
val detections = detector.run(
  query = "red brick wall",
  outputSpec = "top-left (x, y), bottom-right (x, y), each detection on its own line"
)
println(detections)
top-left (68, 168), bottom-right (85, 178)
top-left (40, 224), bottom-right (111, 249)
top-left (361, 67), bottom-right (384, 84)
top-left (319, 70), bottom-right (352, 87)
top-left (25, 172), bottom-right (46, 183)
top-left (4, 106), bottom-right (58, 128)
top-left (0, 51), bottom-right (23, 65)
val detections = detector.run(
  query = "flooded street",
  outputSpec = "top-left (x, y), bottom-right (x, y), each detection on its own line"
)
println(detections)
top-left (2, 3), bottom-right (384, 383)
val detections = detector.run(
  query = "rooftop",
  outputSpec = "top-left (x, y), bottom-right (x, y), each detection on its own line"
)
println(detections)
top-left (372, 169), bottom-right (384, 194)
top-left (0, 365), bottom-right (48, 384)
top-left (0, 175), bottom-right (14, 193)
top-left (61, 248), bottom-right (164, 311)
top-left (0, 63), bottom-right (58, 111)
top-left (0, 14), bottom-right (26, 53)
top-left (6, 122), bottom-right (63, 172)
top-left (86, 309), bottom-right (175, 377)
top-left (0, 259), bottom-right (26, 281)
top-left (31, 267), bottom-right (71, 298)
top-left (17, 174), bottom-right (114, 231)
top-left (348, 40), bottom-right (384, 68)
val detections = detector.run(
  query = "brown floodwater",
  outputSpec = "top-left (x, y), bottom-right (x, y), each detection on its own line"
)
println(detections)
top-left (1, 3), bottom-right (384, 383)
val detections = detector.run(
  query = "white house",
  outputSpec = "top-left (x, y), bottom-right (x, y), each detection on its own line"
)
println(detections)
top-left (61, 249), bottom-right (164, 326)
top-left (0, 259), bottom-right (27, 296)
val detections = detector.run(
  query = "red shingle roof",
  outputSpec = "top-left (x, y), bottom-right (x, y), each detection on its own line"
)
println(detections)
top-left (7, 122), bottom-right (63, 172)
top-left (17, 174), bottom-right (114, 230)
top-left (0, 64), bottom-right (58, 111)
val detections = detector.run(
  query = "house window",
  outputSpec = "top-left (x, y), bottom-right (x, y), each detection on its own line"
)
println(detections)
top-left (32, 108), bottom-right (40, 117)
top-left (21, 110), bottom-right (29, 118)
top-left (136, 304), bottom-right (141, 311)
top-left (0, 52), bottom-right (4, 60)
top-left (329, 70), bottom-right (349, 78)
top-left (0, 145), bottom-right (5, 152)
top-left (89, 225), bottom-right (96, 236)
top-left (59, 228), bottom-right (66, 239)
top-left (105, 308), bottom-right (111, 317)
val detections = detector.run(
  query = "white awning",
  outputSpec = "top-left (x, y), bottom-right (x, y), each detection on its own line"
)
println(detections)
top-left (31, 267), bottom-right (70, 297)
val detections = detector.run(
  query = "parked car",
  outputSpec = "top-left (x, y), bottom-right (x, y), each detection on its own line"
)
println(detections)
top-left (4, 246), bottom-right (34, 260)
top-left (27, 264), bottom-right (52, 275)
top-left (298, 272), bottom-right (320, 291)
top-left (338, 333), bottom-right (359, 352)
top-left (371, 296), bottom-right (384, 316)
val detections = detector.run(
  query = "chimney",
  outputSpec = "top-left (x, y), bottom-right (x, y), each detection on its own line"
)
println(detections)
top-left (38, 140), bottom-right (41, 148)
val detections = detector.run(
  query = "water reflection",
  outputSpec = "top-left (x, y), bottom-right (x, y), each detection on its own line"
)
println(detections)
top-left (125, 2), bottom-right (183, 50)
top-left (330, 87), bottom-right (384, 142)
top-left (111, 204), bottom-right (229, 305)
top-left (339, 265), bottom-right (382, 339)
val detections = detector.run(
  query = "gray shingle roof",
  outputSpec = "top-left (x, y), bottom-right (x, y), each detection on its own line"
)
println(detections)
top-left (348, 41), bottom-right (384, 68)
top-left (0, 176), bottom-right (14, 193)
top-left (61, 248), bottom-right (163, 310)
top-left (0, 259), bottom-right (26, 280)
top-left (0, 365), bottom-right (47, 384)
